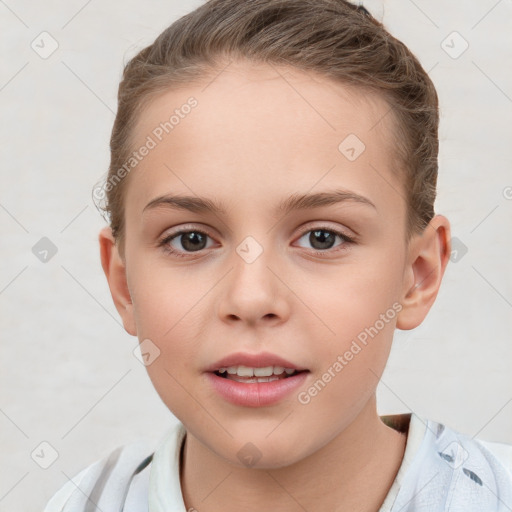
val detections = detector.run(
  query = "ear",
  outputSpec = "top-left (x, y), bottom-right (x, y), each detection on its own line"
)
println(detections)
top-left (98, 226), bottom-right (137, 336)
top-left (396, 215), bottom-right (451, 330)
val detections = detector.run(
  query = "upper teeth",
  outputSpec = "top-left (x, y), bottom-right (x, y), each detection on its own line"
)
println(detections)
top-left (218, 365), bottom-right (296, 377)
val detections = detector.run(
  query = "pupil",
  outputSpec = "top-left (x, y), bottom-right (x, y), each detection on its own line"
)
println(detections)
top-left (310, 230), bottom-right (335, 250)
top-left (182, 232), bottom-right (206, 251)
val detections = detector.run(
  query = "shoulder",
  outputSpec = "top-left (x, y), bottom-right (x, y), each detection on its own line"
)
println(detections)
top-left (430, 419), bottom-right (512, 486)
top-left (43, 440), bottom-right (154, 512)
top-left (477, 438), bottom-right (512, 474)
top-left (390, 414), bottom-right (512, 511)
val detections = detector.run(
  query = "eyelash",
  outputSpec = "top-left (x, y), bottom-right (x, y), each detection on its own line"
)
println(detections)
top-left (158, 226), bottom-right (356, 259)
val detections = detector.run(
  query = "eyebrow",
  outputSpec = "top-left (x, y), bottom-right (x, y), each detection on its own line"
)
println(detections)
top-left (142, 188), bottom-right (377, 217)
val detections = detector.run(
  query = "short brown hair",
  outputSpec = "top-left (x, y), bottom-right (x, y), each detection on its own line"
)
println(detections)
top-left (94, 0), bottom-right (439, 258)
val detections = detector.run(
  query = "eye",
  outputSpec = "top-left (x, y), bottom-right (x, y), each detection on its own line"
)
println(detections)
top-left (158, 229), bottom-right (215, 258)
top-left (158, 225), bottom-right (356, 259)
top-left (294, 227), bottom-right (355, 255)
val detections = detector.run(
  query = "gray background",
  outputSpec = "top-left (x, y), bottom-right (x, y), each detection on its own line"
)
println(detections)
top-left (1, 0), bottom-right (511, 510)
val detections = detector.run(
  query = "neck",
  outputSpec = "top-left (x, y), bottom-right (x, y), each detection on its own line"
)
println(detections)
top-left (179, 396), bottom-right (407, 512)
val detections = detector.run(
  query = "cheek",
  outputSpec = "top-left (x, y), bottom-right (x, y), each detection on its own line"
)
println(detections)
top-left (129, 261), bottom-right (203, 336)
top-left (298, 315), bottom-right (396, 424)
top-left (293, 260), bottom-right (402, 334)
top-left (144, 355), bottom-right (206, 424)
top-left (128, 263), bottom-right (215, 374)
top-left (292, 259), bottom-right (401, 383)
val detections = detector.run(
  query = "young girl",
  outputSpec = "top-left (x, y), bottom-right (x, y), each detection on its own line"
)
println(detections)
top-left (45, 0), bottom-right (512, 510)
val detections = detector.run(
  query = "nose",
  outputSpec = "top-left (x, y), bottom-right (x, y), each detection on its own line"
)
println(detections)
top-left (216, 244), bottom-right (291, 327)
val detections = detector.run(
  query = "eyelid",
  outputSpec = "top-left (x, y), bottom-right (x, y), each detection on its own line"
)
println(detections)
top-left (160, 220), bottom-right (356, 241)
top-left (159, 223), bottom-right (217, 241)
top-left (295, 220), bottom-right (357, 240)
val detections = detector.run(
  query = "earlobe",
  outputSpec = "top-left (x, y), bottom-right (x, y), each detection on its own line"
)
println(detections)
top-left (396, 215), bottom-right (451, 330)
top-left (98, 227), bottom-right (137, 336)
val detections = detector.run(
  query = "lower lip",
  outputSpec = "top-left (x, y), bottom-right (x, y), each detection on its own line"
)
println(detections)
top-left (205, 371), bottom-right (309, 407)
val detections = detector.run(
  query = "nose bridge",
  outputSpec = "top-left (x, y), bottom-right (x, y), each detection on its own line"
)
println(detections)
top-left (232, 233), bottom-right (276, 301)
top-left (218, 232), bottom-right (289, 324)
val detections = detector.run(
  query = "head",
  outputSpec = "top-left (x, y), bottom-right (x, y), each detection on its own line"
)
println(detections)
top-left (98, 0), bottom-right (450, 468)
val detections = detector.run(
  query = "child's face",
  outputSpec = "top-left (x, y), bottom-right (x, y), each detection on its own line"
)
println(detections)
top-left (108, 61), bottom-right (432, 466)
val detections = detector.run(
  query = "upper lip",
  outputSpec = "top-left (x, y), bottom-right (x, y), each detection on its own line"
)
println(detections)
top-left (205, 351), bottom-right (309, 373)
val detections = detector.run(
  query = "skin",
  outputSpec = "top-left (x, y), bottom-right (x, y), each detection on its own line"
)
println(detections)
top-left (99, 60), bottom-right (451, 511)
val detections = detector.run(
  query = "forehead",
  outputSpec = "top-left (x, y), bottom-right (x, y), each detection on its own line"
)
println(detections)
top-left (124, 60), bottom-right (403, 222)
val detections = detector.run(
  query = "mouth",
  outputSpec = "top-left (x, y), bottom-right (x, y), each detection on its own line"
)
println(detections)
top-left (213, 366), bottom-right (308, 383)
top-left (206, 365), bottom-right (310, 407)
